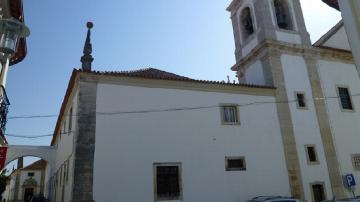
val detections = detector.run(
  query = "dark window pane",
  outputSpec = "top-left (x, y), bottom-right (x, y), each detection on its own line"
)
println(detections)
top-left (226, 158), bottom-right (246, 171)
top-left (312, 184), bottom-right (326, 202)
top-left (156, 166), bottom-right (180, 199)
top-left (274, 0), bottom-right (293, 30)
top-left (339, 87), bottom-right (353, 110)
top-left (307, 147), bottom-right (317, 162)
top-left (222, 106), bottom-right (238, 123)
top-left (297, 93), bottom-right (306, 108)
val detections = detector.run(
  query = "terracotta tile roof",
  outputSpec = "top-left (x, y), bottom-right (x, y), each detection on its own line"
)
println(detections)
top-left (51, 68), bottom-right (276, 145)
top-left (22, 159), bottom-right (46, 170)
top-left (86, 68), bottom-right (276, 89)
top-left (322, 0), bottom-right (340, 11)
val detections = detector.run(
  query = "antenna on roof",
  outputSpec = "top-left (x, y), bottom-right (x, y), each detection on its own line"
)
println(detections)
top-left (81, 22), bottom-right (94, 72)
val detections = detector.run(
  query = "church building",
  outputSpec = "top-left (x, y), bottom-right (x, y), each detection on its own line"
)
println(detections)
top-left (44, 0), bottom-right (360, 202)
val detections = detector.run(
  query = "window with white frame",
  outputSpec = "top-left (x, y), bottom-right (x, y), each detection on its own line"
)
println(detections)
top-left (352, 154), bottom-right (360, 171)
top-left (221, 105), bottom-right (240, 125)
top-left (154, 163), bottom-right (182, 201)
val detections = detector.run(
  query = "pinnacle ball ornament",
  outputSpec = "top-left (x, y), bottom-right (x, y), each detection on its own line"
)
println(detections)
top-left (86, 22), bottom-right (93, 29)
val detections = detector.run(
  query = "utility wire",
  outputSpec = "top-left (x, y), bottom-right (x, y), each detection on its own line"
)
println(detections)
top-left (4, 93), bottom-right (360, 139)
top-left (5, 131), bottom-right (72, 139)
top-left (7, 93), bottom-right (359, 120)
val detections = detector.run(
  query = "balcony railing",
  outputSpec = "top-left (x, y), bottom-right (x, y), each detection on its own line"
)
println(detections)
top-left (0, 85), bottom-right (9, 133)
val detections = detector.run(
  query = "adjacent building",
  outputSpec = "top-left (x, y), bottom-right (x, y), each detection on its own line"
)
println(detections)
top-left (3, 159), bottom-right (47, 202)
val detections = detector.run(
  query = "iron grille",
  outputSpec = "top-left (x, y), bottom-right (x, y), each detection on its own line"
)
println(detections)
top-left (0, 85), bottom-right (10, 133)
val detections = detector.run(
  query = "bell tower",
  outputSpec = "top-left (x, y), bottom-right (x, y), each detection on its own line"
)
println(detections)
top-left (227, 0), bottom-right (311, 62)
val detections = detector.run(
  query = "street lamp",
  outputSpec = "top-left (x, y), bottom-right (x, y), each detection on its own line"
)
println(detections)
top-left (0, 18), bottom-right (30, 55)
top-left (0, 17), bottom-right (29, 134)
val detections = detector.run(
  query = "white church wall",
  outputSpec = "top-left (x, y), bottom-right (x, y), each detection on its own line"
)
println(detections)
top-left (93, 82), bottom-right (291, 202)
top-left (281, 54), bottom-right (333, 201)
top-left (276, 31), bottom-right (302, 44)
top-left (317, 60), bottom-right (360, 197)
top-left (323, 26), bottom-right (351, 51)
top-left (18, 170), bottom-right (42, 198)
top-left (51, 89), bottom-right (79, 202)
top-left (245, 61), bottom-right (266, 85)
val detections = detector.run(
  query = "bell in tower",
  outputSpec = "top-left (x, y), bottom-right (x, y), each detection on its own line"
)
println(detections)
top-left (227, 0), bottom-right (310, 62)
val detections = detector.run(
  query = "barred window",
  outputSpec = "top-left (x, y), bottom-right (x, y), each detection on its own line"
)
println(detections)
top-left (338, 87), bottom-right (353, 110)
top-left (352, 154), bottom-right (360, 170)
top-left (154, 163), bottom-right (182, 201)
top-left (221, 105), bottom-right (239, 124)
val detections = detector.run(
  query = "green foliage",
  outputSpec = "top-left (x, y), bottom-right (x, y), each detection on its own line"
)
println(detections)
top-left (0, 169), bottom-right (9, 200)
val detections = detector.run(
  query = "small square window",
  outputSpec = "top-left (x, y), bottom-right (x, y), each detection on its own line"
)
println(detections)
top-left (305, 145), bottom-right (319, 164)
top-left (295, 92), bottom-right (307, 109)
top-left (225, 157), bottom-right (246, 171)
top-left (338, 87), bottom-right (353, 110)
top-left (221, 105), bottom-right (240, 125)
top-left (352, 154), bottom-right (360, 171)
top-left (27, 172), bottom-right (34, 177)
top-left (154, 163), bottom-right (182, 201)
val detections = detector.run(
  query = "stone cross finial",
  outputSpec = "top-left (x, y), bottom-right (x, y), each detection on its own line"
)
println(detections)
top-left (81, 22), bottom-right (94, 72)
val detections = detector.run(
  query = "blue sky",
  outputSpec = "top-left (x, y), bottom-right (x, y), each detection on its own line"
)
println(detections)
top-left (5, 0), bottom-right (341, 151)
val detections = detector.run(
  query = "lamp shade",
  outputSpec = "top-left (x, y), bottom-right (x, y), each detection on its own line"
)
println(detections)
top-left (0, 18), bottom-right (29, 55)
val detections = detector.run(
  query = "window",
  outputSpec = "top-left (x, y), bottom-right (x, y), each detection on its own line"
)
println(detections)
top-left (154, 163), bottom-right (182, 201)
top-left (66, 160), bottom-right (69, 183)
top-left (240, 7), bottom-right (255, 41)
top-left (352, 154), bottom-right (360, 171)
top-left (221, 105), bottom-right (240, 125)
top-left (295, 92), bottom-right (307, 109)
top-left (225, 157), bottom-right (246, 171)
top-left (27, 172), bottom-right (34, 177)
top-left (338, 87), bottom-right (353, 110)
top-left (273, 0), bottom-right (293, 30)
top-left (68, 107), bottom-right (73, 133)
top-left (311, 183), bottom-right (326, 202)
top-left (305, 145), bottom-right (319, 164)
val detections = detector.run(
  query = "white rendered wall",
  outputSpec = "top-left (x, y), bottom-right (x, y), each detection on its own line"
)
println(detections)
top-left (323, 26), bottom-right (351, 51)
top-left (245, 61), bottom-right (266, 85)
top-left (51, 90), bottom-right (79, 202)
top-left (317, 60), bottom-right (360, 197)
top-left (18, 170), bottom-right (42, 198)
top-left (281, 54), bottom-right (333, 201)
top-left (276, 31), bottom-right (302, 45)
top-left (93, 83), bottom-right (291, 202)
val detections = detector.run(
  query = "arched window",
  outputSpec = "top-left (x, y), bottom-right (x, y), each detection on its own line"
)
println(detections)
top-left (273, 0), bottom-right (293, 30)
top-left (240, 7), bottom-right (254, 41)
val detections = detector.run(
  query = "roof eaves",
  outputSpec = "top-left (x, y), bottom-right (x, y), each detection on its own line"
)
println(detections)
top-left (313, 20), bottom-right (343, 47)
top-left (51, 69), bottom-right (79, 146)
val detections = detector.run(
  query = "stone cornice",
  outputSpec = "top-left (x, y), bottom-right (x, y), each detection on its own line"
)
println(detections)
top-left (80, 72), bottom-right (276, 97)
top-left (232, 40), bottom-right (354, 71)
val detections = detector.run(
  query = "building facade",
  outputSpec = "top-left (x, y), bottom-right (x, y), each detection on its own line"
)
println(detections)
top-left (3, 159), bottom-right (47, 202)
top-left (42, 0), bottom-right (360, 202)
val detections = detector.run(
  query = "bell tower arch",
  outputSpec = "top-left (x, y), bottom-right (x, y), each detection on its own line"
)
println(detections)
top-left (227, 0), bottom-right (310, 62)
